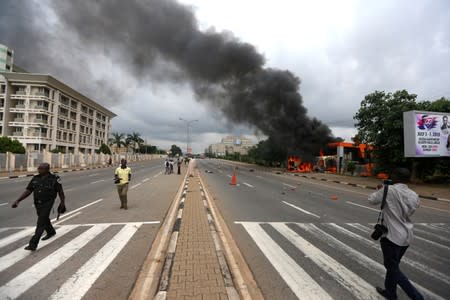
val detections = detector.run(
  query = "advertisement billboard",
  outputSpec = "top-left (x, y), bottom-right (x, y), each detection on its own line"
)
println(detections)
top-left (403, 111), bottom-right (450, 157)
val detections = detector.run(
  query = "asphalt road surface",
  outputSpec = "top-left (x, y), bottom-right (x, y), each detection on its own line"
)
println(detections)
top-left (198, 159), bottom-right (450, 300)
top-left (0, 158), bottom-right (184, 300)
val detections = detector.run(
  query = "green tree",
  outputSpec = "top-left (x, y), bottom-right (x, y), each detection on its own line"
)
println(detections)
top-left (126, 132), bottom-right (144, 153)
top-left (0, 136), bottom-right (26, 153)
top-left (96, 143), bottom-right (111, 155)
top-left (169, 144), bottom-right (183, 157)
top-left (109, 132), bottom-right (125, 150)
top-left (139, 144), bottom-right (158, 154)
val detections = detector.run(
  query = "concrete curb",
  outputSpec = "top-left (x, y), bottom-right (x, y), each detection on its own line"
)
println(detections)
top-left (291, 174), bottom-right (450, 203)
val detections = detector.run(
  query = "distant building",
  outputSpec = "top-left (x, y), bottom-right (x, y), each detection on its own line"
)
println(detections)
top-left (0, 44), bottom-right (14, 72)
top-left (207, 135), bottom-right (255, 156)
top-left (0, 72), bottom-right (116, 153)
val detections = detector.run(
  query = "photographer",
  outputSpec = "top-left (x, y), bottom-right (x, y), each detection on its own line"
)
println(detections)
top-left (368, 168), bottom-right (423, 300)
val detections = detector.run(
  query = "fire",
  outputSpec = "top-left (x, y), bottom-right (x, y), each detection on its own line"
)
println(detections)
top-left (287, 156), bottom-right (312, 173)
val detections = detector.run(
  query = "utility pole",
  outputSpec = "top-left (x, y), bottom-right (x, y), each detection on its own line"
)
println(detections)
top-left (179, 118), bottom-right (198, 156)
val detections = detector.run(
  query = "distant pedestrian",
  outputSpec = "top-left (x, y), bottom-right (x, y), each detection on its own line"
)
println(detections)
top-left (108, 157), bottom-right (112, 167)
top-left (11, 163), bottom-right (66, 251)
top-left (114, 159), bottom-right (131, 210)
top-left (177, 159), bottom-right (181, 175)
top-left (169, 160), bottom-right (174, 174)
top-left (164, 159), bottom-right (170, 174)
top-left (368, 168), bottom-right (424, 300)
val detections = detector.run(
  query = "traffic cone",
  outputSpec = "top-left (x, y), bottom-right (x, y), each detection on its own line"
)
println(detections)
top-left (230, 171), bottom-right (237, 185)
top-left (331, 195), bottom-right (338, 201)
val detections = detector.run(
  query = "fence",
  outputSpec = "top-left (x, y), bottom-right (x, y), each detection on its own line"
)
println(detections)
top-left (0, 151), bottom-right (165, 175)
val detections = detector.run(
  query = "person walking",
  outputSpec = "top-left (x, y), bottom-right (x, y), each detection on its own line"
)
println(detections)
top-left (368, 168), bottom-right (424, 300)
top-left (177, 159), bottom-right (182, 175)
top-left (11, 163), bottom-right (65, 251)
top-left (114, 159), bottom-right (131, 210)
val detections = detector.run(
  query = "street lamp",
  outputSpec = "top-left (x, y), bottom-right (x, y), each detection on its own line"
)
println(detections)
top-left (179, 117), bottom-right (198, 156)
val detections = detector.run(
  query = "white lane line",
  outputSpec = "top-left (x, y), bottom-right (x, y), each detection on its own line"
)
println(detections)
top-left (414, 227), bottom-right (450, 244)
top-left (296, 223), bottom-right (446, 300)
top-left (346, 201), bottom-right (379, 212)
top-left (142, 178), bottom-right (150, 183)
top-left (327, 223), bottom-right (450, 286)
top-left (0, 225), bottom-right (77, 272)
top-left (0, 203), bottom-right (8, 207)
top-left (0, 228), bottom-right (35, 249)
top-left (87, 173), bottom-right (100, 177)
top-left (0, 224), bottom-right (109, 299)
top-left (273, 223), bottom-right (384, 300)
top-left (51, 198), bottom-right (103, 223)
top-left (256, 175), bottom-right (263, 178)
top-left (90, 179), bottom-right (105, 184)
top-left (54, 212), bottom-right (82, 225)
top-left (50, 223), bottom-right (142, 300)
top-left (282, 183), bottom-right (297, 189)
top-left (243, 182), bottom-right (254, 188)
top-left (240, 222), bottom-right (332, 300)
top-left (282, 201), bottom-right (320, 218)
top-left (153, 171), bottom-right (163, 178)
top-left (420, 205), bottom-right (450, 213)
top-left (130, 183), bottom-right (142, 190)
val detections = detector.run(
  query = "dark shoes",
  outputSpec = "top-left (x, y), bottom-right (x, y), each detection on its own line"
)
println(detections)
top-left (24, 245), bottom-right (36, 251)
top-left (41, 232), bottom-right (56, 241)
top-left (376, 286), bottom-right (397, 300)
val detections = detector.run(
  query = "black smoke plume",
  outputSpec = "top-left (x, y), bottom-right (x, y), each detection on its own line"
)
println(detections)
top-left (1, 0), bottom-right (336, 157)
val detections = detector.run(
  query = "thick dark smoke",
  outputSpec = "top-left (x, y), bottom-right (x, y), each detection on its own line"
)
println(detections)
top-left (2, 0), bottom-right (336, 157)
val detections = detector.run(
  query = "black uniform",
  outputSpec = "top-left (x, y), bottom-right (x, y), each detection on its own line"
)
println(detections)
top-left (26, 173), bottom-right (63, 248)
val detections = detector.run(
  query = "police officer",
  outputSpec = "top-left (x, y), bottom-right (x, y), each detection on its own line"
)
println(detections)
top-left (12, 163), bottom-right (66, 251)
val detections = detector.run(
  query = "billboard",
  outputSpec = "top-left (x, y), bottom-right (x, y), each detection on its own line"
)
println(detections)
top-left (403, 111), bottom-right (450, 157)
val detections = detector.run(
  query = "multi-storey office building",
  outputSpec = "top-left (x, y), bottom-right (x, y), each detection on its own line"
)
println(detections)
top-left (0, 72), bottom-right (116, 153)
top-left (207, 135), bottom-right (255, 156)
top-left (0, 44), bottom-right (14, 72)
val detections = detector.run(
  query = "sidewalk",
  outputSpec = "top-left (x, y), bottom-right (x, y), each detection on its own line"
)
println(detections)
top-left (162, 176), bottom-right (234, 299)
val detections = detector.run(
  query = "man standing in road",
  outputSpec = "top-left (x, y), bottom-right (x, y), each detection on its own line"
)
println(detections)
top-left (368, 168), bottom-right (424, 300)
top-left (115, 158), bottom-right (131, 209)
top-left (11, 163), bottom-right (65, 251)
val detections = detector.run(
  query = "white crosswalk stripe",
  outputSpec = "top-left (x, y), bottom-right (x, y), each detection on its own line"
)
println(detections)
top-left (237, 222), bottom-right (449, 300)
top-left (0, 222), bottom-right (154, 299)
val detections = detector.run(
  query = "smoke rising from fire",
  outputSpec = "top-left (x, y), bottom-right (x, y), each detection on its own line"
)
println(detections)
top-left (2, 0), bottom-right (336, 156)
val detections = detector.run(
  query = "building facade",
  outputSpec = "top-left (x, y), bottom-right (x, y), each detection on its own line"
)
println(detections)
top-left (0, 44), bottom-right (14, 72)
top-left (0, 72), bottom-right (116, 153)
top-left (208, 135), bottom-right (255, 156)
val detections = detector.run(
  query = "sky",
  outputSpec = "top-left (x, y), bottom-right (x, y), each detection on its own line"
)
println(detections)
top-left (1, 0), bottom-right (449, 153)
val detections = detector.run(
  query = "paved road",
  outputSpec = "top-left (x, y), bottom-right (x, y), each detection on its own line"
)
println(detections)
top-left (198, 159), bottom-right (450, 300)
top-left (0, 159), bottom-right (185, 300)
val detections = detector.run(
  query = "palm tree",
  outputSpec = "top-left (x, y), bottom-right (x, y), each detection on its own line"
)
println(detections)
top-left (109, 132), bottom-right (125, 152)
top-left (126, 132), bottom-right (144, 153)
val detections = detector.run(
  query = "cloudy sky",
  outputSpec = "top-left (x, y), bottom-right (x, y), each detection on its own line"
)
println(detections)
top-left (1, 0), bottom-right (449, 153)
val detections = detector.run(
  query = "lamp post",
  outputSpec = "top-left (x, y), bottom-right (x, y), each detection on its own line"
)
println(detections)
top-left (179, 118), bottom-right (198, 156)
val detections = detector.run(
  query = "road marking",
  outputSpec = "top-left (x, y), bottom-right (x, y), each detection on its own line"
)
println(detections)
top-left (414, 227), bottom-right (450, 244)
top-left (0, 202), bottom-right (8, 207)
top-left (130, 183), bottom-right (142, 189)
top-left (240, 222), bottom-right (332, 300)
top-left (282, 183), bottom-right (296, 189)
top-left (0, 225), bottom-right (77, 272)
top-left (282, 201), bottom-right (320, 218)
top-left (87, 173), bottom-right (100, 177)
top-left (243, 182), bottom-right (254, 188)
top-left (90, 179), bottom-right (105, 184)
top-left (346, 201), bottom-right (379, 212)
top-left (142, 178), bottom-right (150, 183)
top-left (227, 175), bottom-right (232, 178)
top-left (0, 227), bottom-right (36, 249)
top-left (50, 223), bottom-right (141, 300)
top-left (296, 223), bottom-right (445, 300)
top-left (273, 223), bottom-right (383, 300)
top-left (51, 198), bottom-right (103, 223)
top-left (54, 212), bottom-right (82, 225)
top-left (420, 205), bottom-right (450, 213)
top-left (327, 223), bottom-right (450, 285)
top-left (0, 224), bottom-right (109, 299)
top-left (256, 175), bottom-right (263, 178)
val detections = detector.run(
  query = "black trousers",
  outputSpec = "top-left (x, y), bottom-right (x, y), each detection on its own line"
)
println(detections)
top-left (29, 200), bottom-right (56, 247)
top-left (380, 238), bottom-right (424, 300)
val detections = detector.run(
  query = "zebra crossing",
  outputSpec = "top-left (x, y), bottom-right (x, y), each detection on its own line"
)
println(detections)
top-left (0, 221), bottom-right (159, 299)
top-left (237, 222), bottom-right (450, 300)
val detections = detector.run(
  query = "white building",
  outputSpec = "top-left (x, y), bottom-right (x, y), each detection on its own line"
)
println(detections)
top-left (208, 135), bottom-right (255, 156)
top-left (0, 44), bottom-right (14, 72)
top-left (0, 72), bottom-right (116, 153)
